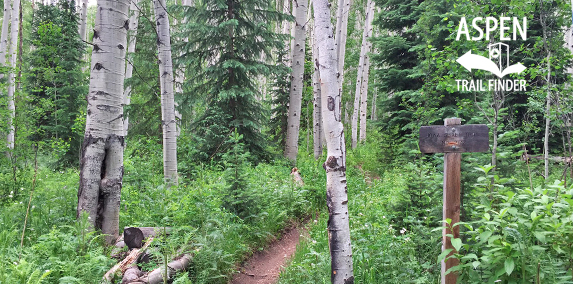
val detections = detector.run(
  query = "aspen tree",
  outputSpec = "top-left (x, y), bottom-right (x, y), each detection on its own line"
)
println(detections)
top-left (351, 0), bottom-right (373, 149)
top-left (335, 0), bottom-right (350, 92)
top-left (0, 0), bottom-right (11, 72)
top-left (314, 0), bottom-right (354, 282)
top-left (77, 0), bottom-right (130, 245)
top-left (284, 0), bottom-right (308, 162)
top-left (7, 0), bottom-right (19, 150)
top-left (78, 0), bottom-right (88, 42)
top-left (359, 0), bottom-right (374, 143)
top-left (123, 0), bottom-right (140, 136)
top-left (311, 14), bottom-right (324, 160)
top-left (154, 0), bottom-right (178, 185)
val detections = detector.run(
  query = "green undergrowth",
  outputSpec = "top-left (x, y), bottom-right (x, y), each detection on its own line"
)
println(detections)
top-left (0, 137), bottom-right (325, 284)
top-left (278, 164), bottom-right (441, 284)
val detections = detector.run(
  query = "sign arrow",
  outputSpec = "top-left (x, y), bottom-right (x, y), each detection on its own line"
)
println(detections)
top-left (456, 50), bottom-right (526, 78)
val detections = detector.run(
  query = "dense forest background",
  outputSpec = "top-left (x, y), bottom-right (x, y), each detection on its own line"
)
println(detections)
top-left (1, 0), bottom-right (573, 283)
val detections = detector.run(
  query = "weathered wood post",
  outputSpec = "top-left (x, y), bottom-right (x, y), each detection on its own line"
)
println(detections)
top-left (442, 118), bottom-right (462, 284)
top-left (419, 118), bottom-right (489, 284)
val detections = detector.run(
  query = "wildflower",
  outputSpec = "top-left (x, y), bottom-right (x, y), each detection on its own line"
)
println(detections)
top-left (313, 220), bottom-right (318, 223)
top-left (405, 237), bottom-right (410, 241)
top-left (32, 206), bottom-right (35, 209)
top-left (312, 240), bottom-right (317, 244)
top-left (400, 228), bottom-right (407, 234)
top-left (382, 215), bottom-right (386, 219)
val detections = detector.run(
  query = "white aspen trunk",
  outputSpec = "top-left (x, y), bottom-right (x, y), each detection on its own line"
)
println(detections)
top-left (335, 0), bottom-right (351, 92)
top-left (284, 0), bottom-right (308, 162)
top-left (311, 17), bottom-right (323, 160)
top-left (0, 0), bottom-right (11, 149)
top-left (154, 0), bottom-right (178, 185)
top-left (77, 0), bottom-right (129, 245)
top-left (370, 85), bottom-right (377, 121)
top-left (123, 0), bottom-right (140, 136)
top-left (359, 0), bottom-right (374, 143)
top-left (0, 0), bottom-right (11, 70)
top-left (314, 0), bottom-right (354, 282)
top-left (6, 0), bottom-right (19, 150)
top-left (351, 1), bottom-right (372, 149)
top-left (78, 0), bottom-right (88, 42)
top-left (334, 0), bottom-right (343, 56)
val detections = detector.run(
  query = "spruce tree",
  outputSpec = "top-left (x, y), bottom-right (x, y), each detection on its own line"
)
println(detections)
top-left (26, 0), bottom-right (86, 166)
top-left (175, 0), bottom-right (291, 162)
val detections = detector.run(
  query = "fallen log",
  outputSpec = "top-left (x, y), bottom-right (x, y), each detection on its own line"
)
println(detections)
top-left (113, 227), bottom-right (171, 257)
top-left (128, 254), bottom-right (192, 284)
top-left (103, 237), bottom-right (153, 283)
top-left (121, 265), bottom-right (142, 284)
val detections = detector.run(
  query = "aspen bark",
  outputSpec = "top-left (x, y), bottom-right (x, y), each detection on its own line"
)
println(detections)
top-left (311, 17), bottom-right (324, 160)
top-left (6, 0), bottom-right (19, 150)
top-left (123, 0), bottom-right (140, 136)
top-left (284, 0), bottom-right (308, 162)
top-left (335, 0), bottom-right (350, 92)
top-left (77, 0), bottom-right (129, 245)
top-left (154, 0), bottom-right (178, 185)
top-left (359, 0), bottom-right (374, 143)
top-left (78, 0), bottom-right (88, 42)
top-left (1, 0), bottom-right (11, 150)
top-left (0, 0), bottom-right (11, 71)
top-left (314, 0), bottom-right (354, 282)
top-left (351, 1), bottom-right (373, 149)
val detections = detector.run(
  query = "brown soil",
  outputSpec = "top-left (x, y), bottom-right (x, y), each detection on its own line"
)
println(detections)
top-left (229, 226), bottom-right (302, 284)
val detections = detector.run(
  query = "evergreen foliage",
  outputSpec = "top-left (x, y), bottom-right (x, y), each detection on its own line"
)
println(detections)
top-left (25, 0), bottom-right (86, 166)
top-left (174, 0), bottom-right (291, 162)
top-left (123, 0), bottom-right (162, 138)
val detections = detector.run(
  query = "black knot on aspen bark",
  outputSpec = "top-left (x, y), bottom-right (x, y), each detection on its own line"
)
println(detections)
top-left (344, 276), bottom-right (355, 284)
top-left (94, 62), bottom-right (104, 70)
top-left (327, 97), bottom-right (335, 111)
top-left (123, 20), bottom-right (129, 30)
top-left (325, 156), bottom-right (337, 169)
top-left (93, 44), bottom-right (101, 52)
top-left (93, 29), bottom-right (99, 39)
top-left (118, 44), bottom-right (124, 50)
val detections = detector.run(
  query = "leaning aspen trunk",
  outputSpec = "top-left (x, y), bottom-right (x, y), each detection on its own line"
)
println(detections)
top-left (284, 0), bottom-right (308, 162)
top-left (311, 18), bottom-right (324, 160)
top-left (78, 0), bottom-right (88, 42)
top-left (123, 0), bottom-right (140, 137)
top-left (77, 0), bottom-right (129, 245)
top-left (313, 0), bottom-right (354, 282)
top-left (6, 0), bottom-right (20, 150)
top-left (351, 1), bottom-right (373, 149)
top-left (154, 0), bottom-right (178, 185)
top-left (358, 0), bottom-right (374, 143)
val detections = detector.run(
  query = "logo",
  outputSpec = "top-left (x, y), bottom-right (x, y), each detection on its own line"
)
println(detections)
top-left (454, 17), bottom-right (527, 92)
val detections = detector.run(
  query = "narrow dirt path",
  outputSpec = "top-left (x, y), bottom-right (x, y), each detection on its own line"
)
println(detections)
top-left (229, 226), bottom-right (302, 284)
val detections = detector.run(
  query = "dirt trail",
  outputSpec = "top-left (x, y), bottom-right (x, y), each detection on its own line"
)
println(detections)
top-left (229, 226), bottom-right (302, 284)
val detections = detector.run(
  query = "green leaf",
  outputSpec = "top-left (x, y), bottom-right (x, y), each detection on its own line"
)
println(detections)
top-left (472, 261), bottom-right (480, 269)
top-left (534, 232), bottom-right (546, 243)
top-left (451, 238), bottom-right (462, 252)
top-left (505, 258), bottom-right (515, 276)
top-left (438, 249), bottom-right (453, 263)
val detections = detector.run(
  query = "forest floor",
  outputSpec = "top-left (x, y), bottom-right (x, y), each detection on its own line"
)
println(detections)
top-left (229, 225), bottom-right (305, 284)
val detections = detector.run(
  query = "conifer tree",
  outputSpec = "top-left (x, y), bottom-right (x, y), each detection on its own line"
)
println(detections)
top-left (176, 0), bottom-right (291, 162)
top-left (26, 0), bottom-right (86, 166)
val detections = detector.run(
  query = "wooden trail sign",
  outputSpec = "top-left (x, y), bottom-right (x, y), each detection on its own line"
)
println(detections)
top-left (419, 118), bottom-right (489, 284)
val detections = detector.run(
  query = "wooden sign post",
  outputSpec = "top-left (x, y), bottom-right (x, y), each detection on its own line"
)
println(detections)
top-left (419, 118), bottom-right (489, 284)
